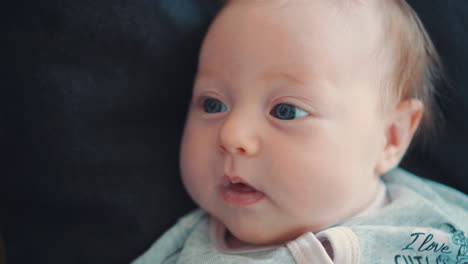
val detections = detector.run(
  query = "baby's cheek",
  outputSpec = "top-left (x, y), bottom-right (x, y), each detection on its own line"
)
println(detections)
top-left (180, 132), bottom-right (204, 189)
top-left (272, 151), bottom-right (348, 214)
top-left (180, 157), bottom-right (210, 209)
top-left (180, 128), bottom-right (220, 207)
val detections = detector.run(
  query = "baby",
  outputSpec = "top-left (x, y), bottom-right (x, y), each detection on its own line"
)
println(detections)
top-left (134, 0), bottom-right (468, 263)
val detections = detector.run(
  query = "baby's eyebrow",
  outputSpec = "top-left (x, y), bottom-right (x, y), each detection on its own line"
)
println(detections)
top-left (259, 71), bottom-right (306, 86)
top-left (195, 69), bottom-right (223, 80)
top-left (193, 69), bottom-right (228, 91)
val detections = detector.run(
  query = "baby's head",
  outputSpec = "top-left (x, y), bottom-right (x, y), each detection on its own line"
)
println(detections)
top-left (180, 0), bottom-right (441, 245)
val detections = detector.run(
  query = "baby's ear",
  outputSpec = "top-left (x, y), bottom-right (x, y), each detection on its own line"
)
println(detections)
top-left (375, 99), bottom-right (423, 175)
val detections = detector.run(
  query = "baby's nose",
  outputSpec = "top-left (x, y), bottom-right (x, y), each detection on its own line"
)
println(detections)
top-left (217, 112), bottom-right (261, 157)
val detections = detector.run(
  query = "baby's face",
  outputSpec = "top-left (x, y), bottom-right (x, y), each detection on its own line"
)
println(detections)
top-left (181, 0), bottom-right (389, 244)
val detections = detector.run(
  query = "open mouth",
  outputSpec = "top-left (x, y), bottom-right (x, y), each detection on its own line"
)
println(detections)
top-left (220, 175), bottom-right (265, 207)
top-left (227, 182), bottom-right (258, 193)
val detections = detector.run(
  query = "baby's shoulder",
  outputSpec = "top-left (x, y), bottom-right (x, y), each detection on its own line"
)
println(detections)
top-left (383, 168), bottom-right (467, 205)
top-left (380, 168), bottom-right (467, 229)
top-left (131, 209), bottom-right (209, 264)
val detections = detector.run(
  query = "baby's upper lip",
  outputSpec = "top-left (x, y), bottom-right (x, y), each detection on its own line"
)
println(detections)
top-left (221, 174), bottom-right (258, 190)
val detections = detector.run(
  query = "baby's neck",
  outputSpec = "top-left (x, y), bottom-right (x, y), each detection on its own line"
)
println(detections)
top-left (225, 230), bottom-right (247, 248)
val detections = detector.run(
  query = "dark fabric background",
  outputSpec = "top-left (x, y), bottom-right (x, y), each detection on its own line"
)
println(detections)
top-left (1, 0), bottom-right (466, 263)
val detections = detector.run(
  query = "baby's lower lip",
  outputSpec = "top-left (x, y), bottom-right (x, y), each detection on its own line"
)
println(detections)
top-left (220, 183), bottom-right (265, 207)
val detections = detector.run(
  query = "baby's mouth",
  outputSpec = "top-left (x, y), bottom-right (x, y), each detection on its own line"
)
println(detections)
top-left (220, 175), bottom-right (265, 207)
top-left (226, 182), bottom-right (257, 193)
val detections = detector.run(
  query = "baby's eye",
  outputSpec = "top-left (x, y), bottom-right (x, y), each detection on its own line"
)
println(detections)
top-left (203, 97), bottom-right (227, 113)
top-left (270, 103), bottom-right (309, 120)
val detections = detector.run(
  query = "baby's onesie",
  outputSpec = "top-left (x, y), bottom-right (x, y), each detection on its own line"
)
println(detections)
top-left (132, 168), bottom-right (468, 264)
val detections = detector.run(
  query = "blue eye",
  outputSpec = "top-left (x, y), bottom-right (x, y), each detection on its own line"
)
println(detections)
top-left (203, 98), bottom-right (227, 113)
top-left (270, 103), bottom-right (309, 120)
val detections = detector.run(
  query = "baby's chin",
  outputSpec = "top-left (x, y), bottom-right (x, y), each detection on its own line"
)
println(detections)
top-left (218, 209), bottom-right (335, 245)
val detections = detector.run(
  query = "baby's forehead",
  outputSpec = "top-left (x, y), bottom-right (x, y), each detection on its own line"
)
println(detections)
top-left (222, 0), bottom-right (385, 39)
top-left (202, 0), bottom-right (396, 103)
top-left (202, 1), bottom-right (392, 86)
top-left (216, 0), bottom-right (388, 66)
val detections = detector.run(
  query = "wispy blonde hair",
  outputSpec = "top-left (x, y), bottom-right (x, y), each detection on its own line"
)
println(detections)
top-left (380, 0), bottom-right (443, 142)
